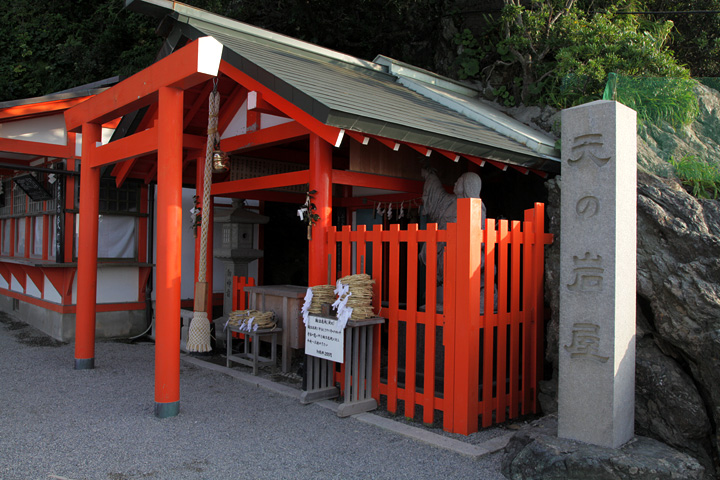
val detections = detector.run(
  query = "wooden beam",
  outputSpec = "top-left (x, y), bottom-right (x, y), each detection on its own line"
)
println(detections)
top-left (211, 170), bottom-right (310, 196)
top-left (94, 127), bottom-right (158, 168)
top-left (345, 131), bottom-right (370, 145)
top-left (220, 121), bottom-right (310, 153)
top-left (405, 142), bottom-right (432, 157)
top-left (485, 159), bottom-right (509, 171)
top-left (247, 91), bottom-right (286, 117)
top-left (510, 164), bottom-right (530, 175)
top-left (463, 154), bottom-right (486, 168)
top-left (0, 96), bottom-right (92, 121)
top-left (0, 137), bottom-right (71, 158)
top-left (65, 37), bottom-right (223, 132)
top-left (434, 148), bottom-right (461, 163)
top-left (332, 169), bottom-right (424, 193)
top-left (183, 82), bottom-right (214, 130)
top-left (368, 134), bottom-right (400, 152)
top-left (220, 60), bottom-right (344, 148)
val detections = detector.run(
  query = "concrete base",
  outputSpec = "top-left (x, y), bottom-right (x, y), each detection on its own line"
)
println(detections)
top-left (0, 296), bottom-right (148, 342)
top-left (74, 358), bottom-right (95, 370)
top-left (154, 401), bottom-right (180, 418)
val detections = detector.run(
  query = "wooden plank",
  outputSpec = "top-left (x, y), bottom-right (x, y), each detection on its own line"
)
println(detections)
top-left (495, 220), bottom-right (510, 423)
top-left (328, 226), bottom-right (338, 285)
top-left (93, 127), bottom-right (157, 168)
top-left (481, 218), bottom-right (496, 428)
top-left (405, 223), bottom-right (419, 418)
top-left (220, 120), bottom-right (310, 154)
top-left (443, 222), bottom-right (457, 431)
top-left (211, 170), bottom-right (309, 196)
top-left (522, 213), bottom-right (534, 415)
top-left (509, 221), bottom-right (522, 419)
top-left (531, 203), bottom-right (547, 413)
top-left (387, 223), bottom-right (401, 413)
top-left (359, 326), bottom-right (367, 400)
top-left (332, 169), bottom-right (424, 193)
top-left (423, 223), bottom-right (438, 424)
top-left (341, 225), bottom-right (352, 276)
top-left (0, 137), bottom-right (71, 159)
top-left (371, 224), bottom-right (383, 401)
top-left (355, 225), bottom-right (367, 275)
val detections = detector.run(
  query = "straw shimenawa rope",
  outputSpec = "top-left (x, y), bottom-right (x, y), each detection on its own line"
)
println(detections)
top-left (308, 285), bottom-right (335, 314)
top-left (335, 274), bottom-right (376, 325)
top-left (227, 310), bottom-right (277, 332)
top-left (186, 87), bottom-right (220, 353)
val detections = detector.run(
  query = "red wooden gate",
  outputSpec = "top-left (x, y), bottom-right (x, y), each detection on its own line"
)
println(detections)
top-left (326, 199), bottom-right (552, 435)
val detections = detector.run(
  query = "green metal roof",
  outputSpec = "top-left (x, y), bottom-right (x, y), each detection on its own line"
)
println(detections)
top-left (126, 0), bottom-right (560, 172)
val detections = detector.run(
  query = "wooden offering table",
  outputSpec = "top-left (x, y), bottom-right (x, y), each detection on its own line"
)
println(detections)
top-left (244, 285), bottom-right (307, 373)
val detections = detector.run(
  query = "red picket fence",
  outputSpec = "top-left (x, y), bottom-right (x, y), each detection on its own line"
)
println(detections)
top-left (326, 199), bottom-right (552, 435)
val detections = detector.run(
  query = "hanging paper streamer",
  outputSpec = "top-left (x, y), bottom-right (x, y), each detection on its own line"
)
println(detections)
top-left (387, 203), bottom-right (392, 220)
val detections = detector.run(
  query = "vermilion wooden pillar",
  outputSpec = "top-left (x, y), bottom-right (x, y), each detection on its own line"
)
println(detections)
top-left (155, 86), bottom-right (184, 418)
top-left (453, 198), bottom-right (483, 434)
top-left (308, 134), bottom-right (332, 286)
top-left (74, 122), bottom-right (101, 370)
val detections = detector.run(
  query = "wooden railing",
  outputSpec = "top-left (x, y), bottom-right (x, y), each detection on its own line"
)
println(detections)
top-left (326, 199), bottom-right (552, 434)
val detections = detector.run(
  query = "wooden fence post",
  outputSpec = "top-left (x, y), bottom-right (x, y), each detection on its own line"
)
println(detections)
top-left (452, 198), bottom-right (484, 434)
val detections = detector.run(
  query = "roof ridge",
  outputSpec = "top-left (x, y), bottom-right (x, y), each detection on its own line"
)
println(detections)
top-left (126, 0), bottom-right (384, 73)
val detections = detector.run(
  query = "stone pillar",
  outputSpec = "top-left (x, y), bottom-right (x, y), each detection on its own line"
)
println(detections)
top-left (558, 100), bottom-right (637, 448)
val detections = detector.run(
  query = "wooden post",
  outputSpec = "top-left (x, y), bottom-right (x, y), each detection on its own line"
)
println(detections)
top-left (308, 134), bottom-right (332, 286)
top-left (154, 86), bottom-right (183, 418)
top-left (75, 122), bottom-right (101, 370)
top-left (453, 198), bottom-right (483, 434)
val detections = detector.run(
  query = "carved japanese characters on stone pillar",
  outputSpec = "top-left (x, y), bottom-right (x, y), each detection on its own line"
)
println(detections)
top-left (559, 100), bottom-right (637, 450)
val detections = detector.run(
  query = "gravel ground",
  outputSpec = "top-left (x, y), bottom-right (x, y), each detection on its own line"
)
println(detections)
top-left (0, 313), bottom-right (508, 480)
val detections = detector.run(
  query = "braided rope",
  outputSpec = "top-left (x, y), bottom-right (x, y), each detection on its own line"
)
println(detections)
top-left (199, 90), bottom-right (219, 282)
top-left (187, 88), bottom-right (220, 353)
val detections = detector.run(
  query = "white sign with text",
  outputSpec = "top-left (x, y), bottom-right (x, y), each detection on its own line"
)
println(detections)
top-left (305, 315), bottom-right (344, 363)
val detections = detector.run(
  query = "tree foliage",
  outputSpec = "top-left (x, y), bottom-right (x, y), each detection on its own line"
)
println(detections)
top-left (0, 0), bottom-right (160, 101)
top-left (455, 0), bottom-right (690, 108)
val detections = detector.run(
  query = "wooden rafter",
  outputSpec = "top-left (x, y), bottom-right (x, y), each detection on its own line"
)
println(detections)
top-left (219, 60), bottom-right (344, 148)
top-left (65, 37), bottom-right (223, 132)
top-left (220, 120), bottom-right (310, 154)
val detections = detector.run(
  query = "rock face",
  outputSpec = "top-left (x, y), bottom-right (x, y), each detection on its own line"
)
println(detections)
top-left (635, 171), bottom-right (720, 472)
top-left (502, 417), bottom-right (706, 480)
top-left (542, 110), bottom-right (720, 474)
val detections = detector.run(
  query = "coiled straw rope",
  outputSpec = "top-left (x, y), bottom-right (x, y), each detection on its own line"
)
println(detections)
top-left (227, 310), bottom-right (277, 332)
top-left (187, 85), bottom-right (220, 353)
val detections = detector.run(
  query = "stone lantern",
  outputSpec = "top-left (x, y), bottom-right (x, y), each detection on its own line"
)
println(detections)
top-left (214, 199), bottom-right (269, 318)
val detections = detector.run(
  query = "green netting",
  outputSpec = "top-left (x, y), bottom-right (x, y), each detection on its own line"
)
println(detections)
top-left (602, 72), bottom-right (699, 128)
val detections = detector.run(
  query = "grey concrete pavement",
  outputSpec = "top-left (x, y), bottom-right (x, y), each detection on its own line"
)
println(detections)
top-left (0, 313), bottom-right (509, 480)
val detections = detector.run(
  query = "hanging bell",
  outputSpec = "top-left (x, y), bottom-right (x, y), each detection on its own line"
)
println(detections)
top-left (212, 150), bottom-right (229, 172)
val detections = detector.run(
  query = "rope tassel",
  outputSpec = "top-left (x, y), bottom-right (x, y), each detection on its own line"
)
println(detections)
top-left (187, 85), bottom-right (221, 353)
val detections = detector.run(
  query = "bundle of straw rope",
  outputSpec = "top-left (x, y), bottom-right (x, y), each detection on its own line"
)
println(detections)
top-left (337, 273), bottom-right (375, 320)
top-left (308, 285), bottom-right (336, 314)
top-left (186, 85), bottom-right (220, 353)
top-left (227, 310), bottom-right (277, 332)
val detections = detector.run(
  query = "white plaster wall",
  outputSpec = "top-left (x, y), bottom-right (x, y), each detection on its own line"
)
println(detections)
top-left (25, 275), bottom-right (41, 298)
top-left (221, 100), bottom-right (248, 139)
top-left (220, 100), bottom-right (291, 139)
top-left (10, 275), bottom-right (22, 293)
top-left (0, 114), bottom-right (66, 145)
top-left (71, 267), bottom-right (138, 304)
top-left (260, 113), bottom-right (292, 128)
top-left (73, 128), bottom-right (114, 157)
top-left (43, 276), bottom-right (61, 303)
top-left (0, 274), bottom-right (8, 289)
